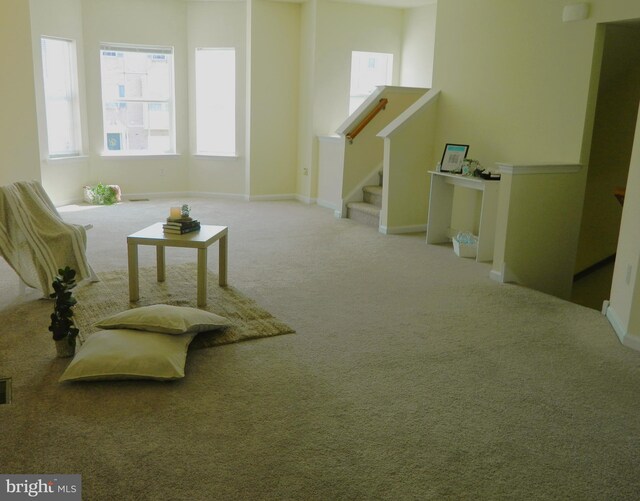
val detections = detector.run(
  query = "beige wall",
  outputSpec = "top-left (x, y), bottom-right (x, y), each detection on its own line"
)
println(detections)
top-left (296, 0), bottom-right (317, 201)
top-left (314, 0), bottom-right (404, 136)
top-left (187, 1), bottom-right (246, 196)
top-left (81, 0), bottom-right (189, 196)
top-left (433, 0), bottom-right (598, 168)
top-left (30, 0), bottom-right (91, 205)
top-left (401, 3), bottom-right (436, 88)
top-left (576, 24), bottom-right (640, 272)
top-left (610, 102), bottom-right (640, 347)
top-left (0, 0), bottom-right (41, 185)
top-left (342, 89), bottom-right (424, 199)
top-left (382, 94), bottom-right (438, 232)
top-left (8, 0), bottom-right (433, 204)
top-left (247, 0), bottom-right (300, 198)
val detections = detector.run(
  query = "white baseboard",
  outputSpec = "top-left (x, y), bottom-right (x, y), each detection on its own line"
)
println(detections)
top-left (246, 193), bottom-right (297, 201)
top-left (317, 198), bottom-right (338, 211)
top-left (379, 224), bottom-right (427, 235)
top-left (62, 191), bottom-right (313, 206)
top-left (295, 194), bottom-right (317, 205)
top-left (490, 263), bottom-right (518, 284)
top-left (603, 303), bottom-right (640, 352)
top-left (489, 270), bottom-right (504, 283)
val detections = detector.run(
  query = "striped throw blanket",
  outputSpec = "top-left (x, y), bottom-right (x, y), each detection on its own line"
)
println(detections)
top-left (0, 180), bottom-right (92, 295)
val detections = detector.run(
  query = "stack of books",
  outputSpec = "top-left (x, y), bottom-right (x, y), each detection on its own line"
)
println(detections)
top-left (163, 217), bottom-right (201, 235)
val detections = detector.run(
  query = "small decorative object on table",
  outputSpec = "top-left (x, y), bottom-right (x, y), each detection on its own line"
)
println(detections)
top-left (440, 143), bottom-right (469, 173)
top-left (49, 266), bottom-right (80, 358)
top-left (164, 205), bottom-right (201, 235)
top-left (462, 158), bottom-right (481, 176)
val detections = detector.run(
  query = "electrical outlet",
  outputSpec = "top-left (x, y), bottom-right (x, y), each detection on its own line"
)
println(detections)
top-left (303, 168), bottom-right (309, 176)
top-left (626, 265), bottom-right (633, 285)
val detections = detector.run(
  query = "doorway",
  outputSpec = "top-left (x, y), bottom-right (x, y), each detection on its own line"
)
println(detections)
top-left (572, 20), bottom-right (640, 310)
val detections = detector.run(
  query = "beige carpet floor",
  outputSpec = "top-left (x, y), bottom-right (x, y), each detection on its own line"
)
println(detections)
top-left (1, 197), bottom-right (639, 500)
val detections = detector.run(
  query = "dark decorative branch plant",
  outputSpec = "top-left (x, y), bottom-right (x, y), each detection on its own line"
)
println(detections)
top-left (49, 267), bottom-right (80, 358)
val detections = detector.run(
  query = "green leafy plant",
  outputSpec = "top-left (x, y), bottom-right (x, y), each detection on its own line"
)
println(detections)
top-left (48, 267), bottom-right (80, 349)
top-left (93, 183), bottom-right (117, 205)
top-left (88, 183), bottom-right (117, 205)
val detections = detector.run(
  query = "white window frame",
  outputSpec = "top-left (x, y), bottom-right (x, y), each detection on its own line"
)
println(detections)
top-left (195, 47), bottom-right (236, 157)
top-left (40, 36), bottom-right (83, 158)
top-left (99, 43), bottom-right (176, 156)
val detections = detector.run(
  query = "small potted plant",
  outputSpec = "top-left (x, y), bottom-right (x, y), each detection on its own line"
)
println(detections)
top-left (83, 183), bottom-right (120, 205)
top-left (49, 267), bottom-right (80, 358)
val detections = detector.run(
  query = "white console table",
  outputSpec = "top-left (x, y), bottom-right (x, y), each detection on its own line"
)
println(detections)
top-left (426, 171), bottom-right (500, 262)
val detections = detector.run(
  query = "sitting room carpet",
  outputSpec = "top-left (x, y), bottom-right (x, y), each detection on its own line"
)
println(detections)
top-left (74, 263), bottom-right (295, 348)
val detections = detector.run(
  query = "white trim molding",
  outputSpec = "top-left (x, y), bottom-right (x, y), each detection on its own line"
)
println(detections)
top-left (496, 163), bottom-right (582, 175)
top-left (602, 301), bottom-right (640, 352)
top-left (245, 193), bottom-right (297, 202)
top-left (379, 224), bottom-right (427, 235)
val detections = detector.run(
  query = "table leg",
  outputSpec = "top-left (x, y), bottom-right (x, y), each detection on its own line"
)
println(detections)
top-left (197, 247), bottom-right (208, 307)
top-left (127, 242), bottom-right (139, 302)
top-left (219, 234), bottom-right (228, 286)
top-left (156, 246), bottom-right (165, 282)
top-left (426, 174), bottom-right (455, 245)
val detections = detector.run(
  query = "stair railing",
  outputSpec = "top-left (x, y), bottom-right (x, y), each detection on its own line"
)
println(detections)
top-left (346, 98), bottom-right (388, 144)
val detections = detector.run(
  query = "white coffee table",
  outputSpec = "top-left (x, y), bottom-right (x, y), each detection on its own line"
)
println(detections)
top-left (127, 223), bottom-right (228, 307)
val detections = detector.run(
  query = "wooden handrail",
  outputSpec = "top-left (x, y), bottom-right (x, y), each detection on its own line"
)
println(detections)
top-left (346, 98), bottom-right (388, 143)
top-left (614, 186), bottom-right (626, 206)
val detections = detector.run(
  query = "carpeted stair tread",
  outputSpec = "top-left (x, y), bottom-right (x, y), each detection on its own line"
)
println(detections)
top-left (363, 185), bottom-right (382, 195)
top-left (347, 201), bottom-right (381, 216)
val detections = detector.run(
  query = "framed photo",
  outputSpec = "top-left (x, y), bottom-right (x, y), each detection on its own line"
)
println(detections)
top-left (439, 143), bottom-right (469, 173)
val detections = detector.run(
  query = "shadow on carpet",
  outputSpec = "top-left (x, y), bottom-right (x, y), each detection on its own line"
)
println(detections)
top-left (74, 263), bottom-right (295, 349)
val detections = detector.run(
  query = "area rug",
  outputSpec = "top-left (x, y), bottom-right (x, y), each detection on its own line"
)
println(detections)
top-left (74, 263), bottom-right (295, 349)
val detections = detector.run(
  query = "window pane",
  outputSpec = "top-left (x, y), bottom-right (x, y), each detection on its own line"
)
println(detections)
top-left (100, 44), bottom-right (175, 155)
top-left (196, 48), bottom-right (236, 156)
top-left (41, 37), bottom-right (81, 156)
top-left (349, 51), bottom-right (393, 114)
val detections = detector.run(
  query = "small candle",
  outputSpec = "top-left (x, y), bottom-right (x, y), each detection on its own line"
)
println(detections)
top-left (170, 207), bottom-right (181, 219)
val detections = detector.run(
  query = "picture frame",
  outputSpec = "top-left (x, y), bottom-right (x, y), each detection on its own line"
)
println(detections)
top-left (439, 143), bottom-right (469, 173)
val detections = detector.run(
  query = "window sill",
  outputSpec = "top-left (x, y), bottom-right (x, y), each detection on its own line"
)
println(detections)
top-left (100, 153), bottom-right (181, 160)
top-left (193, 153), bottom-right (239, 160)
top-left (46, 155), bottom-right (89, 164)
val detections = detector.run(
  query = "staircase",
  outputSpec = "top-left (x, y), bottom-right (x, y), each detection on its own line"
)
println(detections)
top-left (346, 173), bottom-right (383, 228)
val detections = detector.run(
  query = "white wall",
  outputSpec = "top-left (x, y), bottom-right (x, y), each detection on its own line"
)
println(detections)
top-left (187, 1), bottom-right (246, 196)
top-left (81, 0), bottom-right (189, 196)
top-left (401, 3), bottom-right (436, 88)
top-left (0, 0), bottom-right (41, 185)
top-left (29, 0), bottom-right (91, 205)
